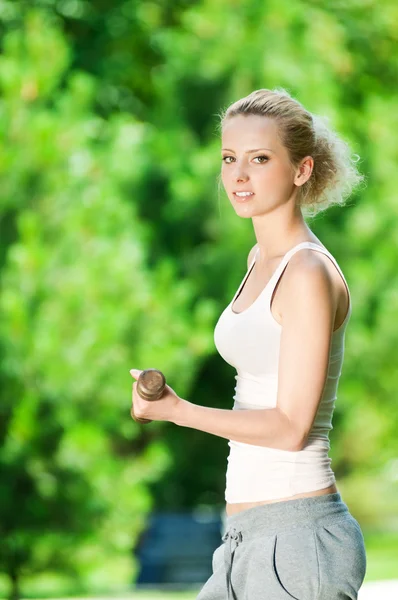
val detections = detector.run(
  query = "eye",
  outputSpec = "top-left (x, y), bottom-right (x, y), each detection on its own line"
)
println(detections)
top-left (221, 155), bottom-right (269, 164)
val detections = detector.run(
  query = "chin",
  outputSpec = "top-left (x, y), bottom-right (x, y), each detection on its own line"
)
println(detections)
top-left (234, 205), bottom-right (256, 218)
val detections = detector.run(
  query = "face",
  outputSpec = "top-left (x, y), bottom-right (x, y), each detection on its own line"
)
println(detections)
top-left (221, 114), bottom-right (309, 217)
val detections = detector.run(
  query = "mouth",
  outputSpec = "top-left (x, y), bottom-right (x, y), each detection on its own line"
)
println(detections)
top-left (233, 192), bottom-right (255, 202)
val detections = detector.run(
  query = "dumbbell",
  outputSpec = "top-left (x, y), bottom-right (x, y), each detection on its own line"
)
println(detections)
top-left (131, 368), bottom-right (166, 424)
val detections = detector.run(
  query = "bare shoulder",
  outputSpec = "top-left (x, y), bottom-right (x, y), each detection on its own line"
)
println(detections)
top-left (282, 248), bottom-right (336, 295)
top-left (278, 249), bottom-right (337, 320)
top-left (286, 248), bottom-right (333, 282)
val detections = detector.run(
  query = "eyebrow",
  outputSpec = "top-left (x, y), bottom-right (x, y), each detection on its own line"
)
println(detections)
top-left (221, 147), bottom-right (275, 154)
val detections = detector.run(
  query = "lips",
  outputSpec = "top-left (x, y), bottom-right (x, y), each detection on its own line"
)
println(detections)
top-left (233, 192), bottom-right (255, 200)
top-left (233, 192), bottom-right (255, 204)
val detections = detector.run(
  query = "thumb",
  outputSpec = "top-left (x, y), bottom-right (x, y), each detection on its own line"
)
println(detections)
top-left (130, 369), bottom-right (142, 379)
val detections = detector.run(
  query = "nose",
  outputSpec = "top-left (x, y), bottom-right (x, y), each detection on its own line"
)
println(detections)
top-left (229, 160), bottom-right (248, 182)
top-left (234, 170), bottom-right (248, 183)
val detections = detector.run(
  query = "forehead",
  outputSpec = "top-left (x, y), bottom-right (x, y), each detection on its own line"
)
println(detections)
top-left (221, 114), bottom-right (281, 152)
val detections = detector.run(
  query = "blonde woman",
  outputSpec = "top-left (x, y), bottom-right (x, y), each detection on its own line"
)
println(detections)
top-left (130, 88), bottom-right (367, 599)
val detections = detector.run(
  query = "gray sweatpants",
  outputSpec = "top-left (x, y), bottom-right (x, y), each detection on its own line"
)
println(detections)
top-left (196, 492), bottom-right (367, 600)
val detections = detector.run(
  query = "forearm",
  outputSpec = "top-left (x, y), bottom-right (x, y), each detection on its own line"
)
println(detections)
top-left (172, 400), bottom-right (300, 451)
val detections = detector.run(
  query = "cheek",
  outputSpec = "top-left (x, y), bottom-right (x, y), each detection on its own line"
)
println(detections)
top-left (220, 169), bottom-right (232, 190)
top-left (253, 167), bottom-right (280, 191)
top-left (220, 166), bottom-right (229, 179)
top-left (260, 164), bottom-right (293, 187)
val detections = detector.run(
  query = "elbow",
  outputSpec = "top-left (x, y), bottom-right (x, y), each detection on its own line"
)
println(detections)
top-left (285, 418), bottom-right (307, 451)
top-left (289, 431), bottom-right (308, 452)
top-left (278, 409), bottom-right (306, 451)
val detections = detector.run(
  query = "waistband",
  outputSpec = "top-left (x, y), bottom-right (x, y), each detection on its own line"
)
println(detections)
top-left (224, 492), bottom-right (348, 540)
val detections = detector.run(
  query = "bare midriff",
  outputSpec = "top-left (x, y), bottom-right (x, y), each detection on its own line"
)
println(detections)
top-left (225, 482), bottom-right (338, 516)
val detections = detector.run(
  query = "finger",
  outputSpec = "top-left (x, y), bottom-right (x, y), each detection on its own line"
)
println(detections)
top-left (130, 369), bottom-right (142, 379)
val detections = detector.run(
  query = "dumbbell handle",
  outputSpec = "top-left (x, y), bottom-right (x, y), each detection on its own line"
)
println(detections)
top-left (131, 368), bottom-right (166, 424)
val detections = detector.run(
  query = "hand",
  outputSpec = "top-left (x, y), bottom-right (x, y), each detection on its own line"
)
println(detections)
top-left (129, 369), bottom-right (182, 423)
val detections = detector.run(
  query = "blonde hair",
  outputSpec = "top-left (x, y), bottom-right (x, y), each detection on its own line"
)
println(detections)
top-left (217, 87), bottom-right (365, 218)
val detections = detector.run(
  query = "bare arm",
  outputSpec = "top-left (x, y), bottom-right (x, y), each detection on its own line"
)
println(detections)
top-left (275, 251), bottom-right (337, 449)
top-left (172, 402), bottom-right (297, 450)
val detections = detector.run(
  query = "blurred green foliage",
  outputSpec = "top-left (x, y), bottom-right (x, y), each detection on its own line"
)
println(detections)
top-left (0, 0), bottom-right (397, 598)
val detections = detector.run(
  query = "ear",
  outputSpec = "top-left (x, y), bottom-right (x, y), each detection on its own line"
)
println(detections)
top-left (294, 156), bottom-right (313, 187)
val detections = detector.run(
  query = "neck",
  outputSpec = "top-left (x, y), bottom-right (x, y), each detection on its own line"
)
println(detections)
top-left (252, 202), bottom-right (312, 261)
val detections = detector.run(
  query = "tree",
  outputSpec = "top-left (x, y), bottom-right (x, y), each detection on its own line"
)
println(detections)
top-left (0, 9), bottom-right (215, 597)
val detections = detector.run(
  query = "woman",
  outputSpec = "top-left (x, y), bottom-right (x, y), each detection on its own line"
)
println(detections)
top-left (130, 88), bottom-right (367, 599)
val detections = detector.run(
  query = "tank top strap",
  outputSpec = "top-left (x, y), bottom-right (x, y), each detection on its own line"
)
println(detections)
top-left (266, 241), bottom-right (315, 295)
top-left (231, 245), bottom-right (260, 305)
top-left (268, 241), bottom-right (351, 312)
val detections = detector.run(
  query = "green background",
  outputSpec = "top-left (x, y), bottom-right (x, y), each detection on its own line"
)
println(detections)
top-left (0, 1), bottom-right (397, 598)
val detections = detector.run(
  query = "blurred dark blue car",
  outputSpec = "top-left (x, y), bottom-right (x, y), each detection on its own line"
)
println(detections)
top-left (133, 506), bottom-right (225, 590)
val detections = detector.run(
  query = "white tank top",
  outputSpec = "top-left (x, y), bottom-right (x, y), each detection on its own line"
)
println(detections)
top-left (213, 241), bottom-right (352, 503)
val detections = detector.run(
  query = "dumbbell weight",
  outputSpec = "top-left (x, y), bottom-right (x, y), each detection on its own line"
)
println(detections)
top-left (131, 368), bottom-right (166, 424)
